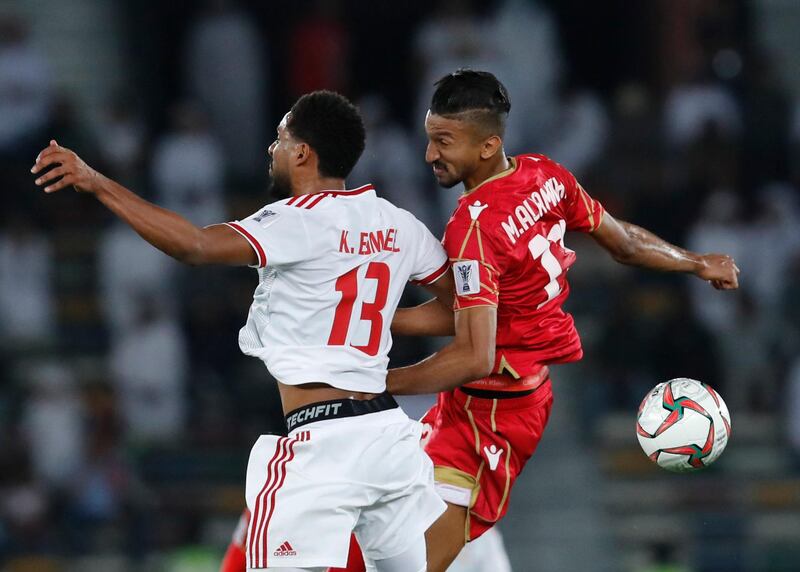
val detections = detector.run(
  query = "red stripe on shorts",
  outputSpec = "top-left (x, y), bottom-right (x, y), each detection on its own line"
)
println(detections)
top-left (249, 438), bottom-right (289, 566)
top-left (263, 437), bottom-right (299, 567)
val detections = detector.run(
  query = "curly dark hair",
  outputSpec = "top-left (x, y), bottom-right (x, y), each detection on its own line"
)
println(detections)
top-left (287, 91), bottom-right (366, 179)
top-left (430, 69), bottom-right (511, 137)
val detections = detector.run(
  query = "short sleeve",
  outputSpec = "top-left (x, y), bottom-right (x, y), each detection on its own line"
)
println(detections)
top-left (562, 168), bottom-right (605, 233)
top-left (225, 204), bottom-right (310, 268)
top-left (443, 216), bottom-right (503, 310)
top-left (408, 218), bottom-right (449, 286)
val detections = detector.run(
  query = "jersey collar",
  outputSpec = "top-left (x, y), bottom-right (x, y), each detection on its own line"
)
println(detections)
top-left (462, 157), bottom-right (518, 198)
top-left (319, 183), bottom-right (374, 197)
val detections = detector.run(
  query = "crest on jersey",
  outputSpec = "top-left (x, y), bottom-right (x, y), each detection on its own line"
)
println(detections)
top-left (454, 260), bottom-right (480, 296)
top-left (468, 201), bottom-right (488, 221)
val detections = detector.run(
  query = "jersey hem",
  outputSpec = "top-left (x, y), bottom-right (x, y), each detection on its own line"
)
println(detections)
top-left (225, 222), bottom-right (266, 267)
top-left (410, 260), bottom-right (449, 285)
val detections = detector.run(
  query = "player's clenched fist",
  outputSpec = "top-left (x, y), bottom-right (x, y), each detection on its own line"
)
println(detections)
top-left (31, 139), bottom-right (100, 194)
top-left (697, 253), bottom-right (740, 290)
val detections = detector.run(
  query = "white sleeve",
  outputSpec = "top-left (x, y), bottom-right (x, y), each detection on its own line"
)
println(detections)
top-left (408, 217), bottom-right (449, 285)
top-left (225, 204), bottom-right (310, 268)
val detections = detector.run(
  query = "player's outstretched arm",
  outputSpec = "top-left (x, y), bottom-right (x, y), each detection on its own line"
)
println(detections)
top-left (31, 140), bottom-right (257, 267)
top-left (591, 212), bottom-right (740, 290)
top-left (392, 272), bottom-right (456, 337)
top-left (387, 305), bottom-right (496, 395)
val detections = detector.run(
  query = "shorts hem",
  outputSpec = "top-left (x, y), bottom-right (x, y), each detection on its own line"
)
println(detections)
top-left (362, 501), bottom-right (446, 562)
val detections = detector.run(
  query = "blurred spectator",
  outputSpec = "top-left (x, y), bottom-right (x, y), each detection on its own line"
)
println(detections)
top-left (65, 383), bottom-right (145, 554)
top-left (0, 213), bottom-right (55, 347)
top-left (98, 222), bottom-right (178, 338)
top-left (686, 190), bottom-right (746, 335)
top-left (788, 356), bottom-right (800, 455)
top-left (0, 13), bottom-right (52, 159)
top-left (0, 442), bottom-right (51, 556)
top-left (20, 362), bottom-right (86, 489)
top-left (151, 102), bottom-right (227, 227)
top-left (109, 292), bottom-right (188, 445)
top-left (489, 0), bottom-right (562, 151)
top-left (663, 64), bottom-right (741, 149)
top-left (185, 0), bottom-right (267, 177)
top-left (715, 292), bottom-right (777, 413)
top-left (97, 93), bottom-right (148, 186)
top-left (778, 253), bottom-right (800, 359)
top-left (350, 95), bottom-right (434, 227)
top-left (413, 0), bottom-right (500, 130)
top-left (540, 78), bottom-right (610, 179)
top-left (745, 183), bottom-right (800, 313)
top-left (288, 0), bottom-right (351, 97)
top-left (740, 52), bottom-right (791, 188)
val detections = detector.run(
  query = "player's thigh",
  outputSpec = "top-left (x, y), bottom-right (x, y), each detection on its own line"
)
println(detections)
top-left (363, 534), bottom-right (426, 572)
top-left (268, 568), bottom-right (326, 572)
top-left (354, 419), bottom-right (445, 564)
top-left (424, 502), bottom-right (468, 572)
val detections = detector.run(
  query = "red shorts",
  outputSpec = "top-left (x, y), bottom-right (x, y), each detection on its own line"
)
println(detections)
top-left (421, 379), bottom-right (554, 541)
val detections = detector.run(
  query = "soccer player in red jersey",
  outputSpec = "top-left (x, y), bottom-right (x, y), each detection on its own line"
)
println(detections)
top-left (382, 69), bottom-right (741, 572)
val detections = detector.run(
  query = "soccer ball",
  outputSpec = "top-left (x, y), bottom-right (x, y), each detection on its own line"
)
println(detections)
top-left (636, 378), bottom-right (731, 472)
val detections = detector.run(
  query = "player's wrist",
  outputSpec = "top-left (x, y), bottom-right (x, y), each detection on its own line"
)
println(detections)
top-left (692, 254), bottom-right (710, 277)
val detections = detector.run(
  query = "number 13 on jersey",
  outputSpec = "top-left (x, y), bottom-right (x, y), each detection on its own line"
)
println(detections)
top-left (327, 262), bottom-right (390, 356)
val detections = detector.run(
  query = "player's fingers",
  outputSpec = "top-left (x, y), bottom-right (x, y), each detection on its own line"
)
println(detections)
top-left (44, 175), bottom-right (74, 193)
top-left (34, 165), bottom-right (68, 186)
top-left (31, 150), bottom-right (69, 173)
top-left (33, 143), bottom-right (63, 166)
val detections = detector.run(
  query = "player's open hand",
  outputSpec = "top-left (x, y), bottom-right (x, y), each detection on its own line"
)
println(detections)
top-left (31, 140), bottom-right (100, 194)
top-left (697, 253), bottom-right (739, 290)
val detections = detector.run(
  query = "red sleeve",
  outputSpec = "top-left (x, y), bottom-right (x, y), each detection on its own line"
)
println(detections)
top-left (443, 212), bottom-right (503, 310)
top-left (561, 167), bottom-right (605, 232)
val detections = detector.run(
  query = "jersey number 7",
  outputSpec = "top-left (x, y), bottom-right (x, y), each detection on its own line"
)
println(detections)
top-left (327, 262), bottom-right (390, 356)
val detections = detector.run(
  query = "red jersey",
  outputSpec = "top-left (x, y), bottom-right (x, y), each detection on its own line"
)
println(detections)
top-left (443, 154), bottom-right (605, 381)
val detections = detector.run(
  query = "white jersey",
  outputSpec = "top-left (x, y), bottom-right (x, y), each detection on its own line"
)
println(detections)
top-left (225, 184), bottom-right (448, 393)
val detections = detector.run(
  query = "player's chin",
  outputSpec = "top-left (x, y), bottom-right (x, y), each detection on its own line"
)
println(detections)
top-left (434, 173), bottom-right (460, 189)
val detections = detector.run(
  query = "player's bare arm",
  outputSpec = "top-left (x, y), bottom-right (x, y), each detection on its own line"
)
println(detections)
top-left (387, 305), bottom-right (496, 395)
top-left (31, 140), bottom-right (256, 267)
top-left (591, 211), bottom-right (740, 290)
top-left (392, 271), bottom-right (456, 337)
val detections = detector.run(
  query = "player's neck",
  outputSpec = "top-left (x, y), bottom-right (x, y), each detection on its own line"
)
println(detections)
top-left (291, 176), bottom-right (346, 197)
top-left (464, 153), bottom-right (511, 191)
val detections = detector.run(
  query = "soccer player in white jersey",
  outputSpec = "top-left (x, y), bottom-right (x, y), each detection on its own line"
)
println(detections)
top-left (32, 91), bottom-right (452, 572)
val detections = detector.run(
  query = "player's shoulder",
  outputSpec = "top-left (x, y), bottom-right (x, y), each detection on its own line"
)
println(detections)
top-left (515, 153), bottom-right (574, 177)
top-left (444, 195), bottom-right (507, 245)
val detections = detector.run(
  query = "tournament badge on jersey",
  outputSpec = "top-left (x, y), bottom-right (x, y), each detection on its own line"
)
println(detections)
top-left (253, 208), bottom-right (280, 227)
top-left (454, 260), bottom-right (480, 296)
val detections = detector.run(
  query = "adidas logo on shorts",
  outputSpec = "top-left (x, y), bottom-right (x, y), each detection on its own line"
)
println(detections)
top-left (274, 541), bottom-right (296, 557)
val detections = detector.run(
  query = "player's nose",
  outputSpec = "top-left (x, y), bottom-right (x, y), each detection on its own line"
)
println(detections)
top-left (425, 142), bottom-right (439, 164)
top-left (268, 141), bottom-right (277, 157)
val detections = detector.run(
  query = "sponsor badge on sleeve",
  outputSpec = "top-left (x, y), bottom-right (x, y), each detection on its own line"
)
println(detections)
top-left (453, 260), bottom-right (480, 296)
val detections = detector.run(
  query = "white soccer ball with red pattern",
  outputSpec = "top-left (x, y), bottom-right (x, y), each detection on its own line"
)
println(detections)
top-left (636, 378), bottom-right (731, 472)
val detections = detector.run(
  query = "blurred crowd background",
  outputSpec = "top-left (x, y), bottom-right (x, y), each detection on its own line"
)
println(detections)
top-left (1, 0), bottom-right (800, 571)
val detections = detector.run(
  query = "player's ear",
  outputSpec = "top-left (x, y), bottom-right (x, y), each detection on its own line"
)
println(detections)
top-left (294, 142), bottom-right (311, 167)
top-left (480, 135), bottom-right (503, 160)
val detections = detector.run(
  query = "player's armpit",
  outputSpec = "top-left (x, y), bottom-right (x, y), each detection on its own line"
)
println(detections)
top-left (392, 272), bottom-right (455, 337)
top-left (387, 305), bottom-right (496, 395)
